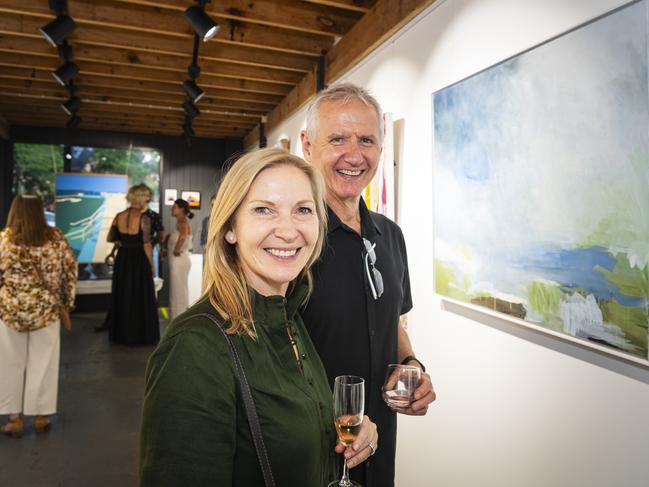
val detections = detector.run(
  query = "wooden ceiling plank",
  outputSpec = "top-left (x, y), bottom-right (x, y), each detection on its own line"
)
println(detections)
top-left (0, 81), bottom-right (277, 111)
top-left (0, 51), bottom-right (298, 90)
top-left (11, 122), bottom-right (244, 139)
top-left (0, 92), bottom-right (264, 119)
top-left (2, 105), bottom-right (243, 125)
top-left (0, 0), bottom-right (333, 56)
top-left (110, 0), bottom-right (361, 37)
top-left (4, 108), bottom-right (249, 134)
top-left (3, 112), bottom-right (249, 135)
top-left (0, 17), bottom-right (316, 73)
top-left (0, 106), bottom-right (256, 128)
top-left (0, 65), bottom-right (291, 98)
top-left (3, 112), bottom-right (248, 134)
top-left (0, 41), bottom-right (303, 86)
top-left (301, 0), bottom-right (374, 13)
top-left (248, 0), bottom-right (437, 143)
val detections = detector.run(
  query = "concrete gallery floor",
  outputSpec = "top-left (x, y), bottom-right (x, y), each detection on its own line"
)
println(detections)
top-left (0, 313), bottom-right (165, 487)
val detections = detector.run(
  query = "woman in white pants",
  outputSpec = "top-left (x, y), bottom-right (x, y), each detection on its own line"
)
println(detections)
top-left (0, 195), bottom-right (77, 437)
top-left (166, 199), bottom-right (193, 319)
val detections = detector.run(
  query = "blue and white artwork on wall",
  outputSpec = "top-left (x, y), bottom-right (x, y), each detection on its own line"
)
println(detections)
top-left (432, 0), bottom-right (649, 363)
top-left (56, 174), bottom-right (128, 263)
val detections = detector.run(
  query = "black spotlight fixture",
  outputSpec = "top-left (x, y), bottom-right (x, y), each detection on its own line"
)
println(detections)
top-left (66, 115), bottom-right (81, 128)
top-left (183, 99), bottom-right (200, 119)
top-left (52, 61), bottom-right (79, 86)
top-left (39, 15), bottom-right (76, 47)
top-left (184, 5), bottom-right (219, 42)
top-left (182, 79), bottom-right (204, 103)
top-left (61, 96), bottom-right (81, 116)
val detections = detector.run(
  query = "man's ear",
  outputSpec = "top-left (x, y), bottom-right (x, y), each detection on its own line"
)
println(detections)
top-left (300, 130), bottom-right (312, 161)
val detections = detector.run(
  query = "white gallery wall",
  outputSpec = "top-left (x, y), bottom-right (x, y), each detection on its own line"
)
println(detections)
top-left (263, 1), bottom-right (649, 485)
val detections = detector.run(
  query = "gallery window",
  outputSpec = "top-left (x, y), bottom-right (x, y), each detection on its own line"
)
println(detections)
top-left (13, 143), bottom-right (161, 279)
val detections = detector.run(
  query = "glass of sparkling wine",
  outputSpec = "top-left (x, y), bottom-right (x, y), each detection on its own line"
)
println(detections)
top-left (382, 364), bottom-right (421, 412)
top-left (328, 375), bottom-right (365, 487)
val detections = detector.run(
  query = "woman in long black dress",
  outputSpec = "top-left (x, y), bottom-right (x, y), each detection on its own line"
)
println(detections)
top-left (107, 185), bottom-right (159, 345)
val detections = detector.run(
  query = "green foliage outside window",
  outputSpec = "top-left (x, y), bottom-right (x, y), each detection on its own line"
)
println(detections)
top-left (13, 144), bottom-right (63, 207)
top-left (80, 147), bottom-right (161, 205)
top-left (13, 143), bottom-right (161, 209)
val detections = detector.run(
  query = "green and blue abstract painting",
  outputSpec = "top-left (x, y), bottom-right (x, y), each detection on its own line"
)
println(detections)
top-left (432, 0), bottom-right (649, 360)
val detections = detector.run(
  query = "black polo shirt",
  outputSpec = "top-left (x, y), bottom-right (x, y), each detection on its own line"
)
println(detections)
top-left (302, 199), bottom-right (412, 487)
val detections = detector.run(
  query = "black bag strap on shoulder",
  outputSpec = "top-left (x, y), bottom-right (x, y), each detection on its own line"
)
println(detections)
top-left (194, 313), bottom-right (276, 487)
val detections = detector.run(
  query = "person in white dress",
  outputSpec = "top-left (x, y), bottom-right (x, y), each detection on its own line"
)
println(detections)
top-left (166, 199), bottom-right (193, 319)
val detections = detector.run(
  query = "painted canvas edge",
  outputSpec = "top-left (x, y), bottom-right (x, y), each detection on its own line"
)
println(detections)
top-left (437, 295), bottom-right (649, 368)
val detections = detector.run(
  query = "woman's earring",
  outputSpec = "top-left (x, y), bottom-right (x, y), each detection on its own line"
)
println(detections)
top-left (225, 231), bottom-right (236, 244)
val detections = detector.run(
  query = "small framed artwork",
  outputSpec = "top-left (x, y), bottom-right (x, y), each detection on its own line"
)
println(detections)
top-left (164, 189), bottom-right (177, 206)
top-left (181, 190), bottom-right (201, 209)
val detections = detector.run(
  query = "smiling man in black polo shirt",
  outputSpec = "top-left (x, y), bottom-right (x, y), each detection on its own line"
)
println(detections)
top-left (301, 83), bottom-right (436, 487)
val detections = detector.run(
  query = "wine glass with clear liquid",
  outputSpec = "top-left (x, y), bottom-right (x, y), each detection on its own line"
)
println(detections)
top-left (328, 375), bottom-right (365, 487)
top-left (382, 364), bottom-right (421, 412)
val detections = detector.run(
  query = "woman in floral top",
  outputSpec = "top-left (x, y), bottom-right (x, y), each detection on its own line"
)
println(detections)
top-left (0, 194), bottom-right (77, 437)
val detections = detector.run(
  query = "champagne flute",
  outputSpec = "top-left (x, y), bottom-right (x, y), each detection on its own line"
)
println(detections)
top-left (328, 375), bottom-right (365, 487)
top-left (382, 364), bottom-right (420, 412)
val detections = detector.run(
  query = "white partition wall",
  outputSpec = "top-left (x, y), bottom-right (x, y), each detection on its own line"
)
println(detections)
top-left (262, 1), bottom-right (649, 486)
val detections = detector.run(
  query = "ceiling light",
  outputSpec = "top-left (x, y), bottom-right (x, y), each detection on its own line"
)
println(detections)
top-left (183, 6), bottom-right (219, 42)
top-left (182, 80), bottom-right (205, 103)
top-left (52, 62), bottom-right (79, 86)
top-left (39, 15), bottom-right (76, 47)
top-left (66, 115), bottom-right (81, 128)
top-left (61, 96), bottom-right (80, 115)
top-left (183, 99), bottom-right (200, 119)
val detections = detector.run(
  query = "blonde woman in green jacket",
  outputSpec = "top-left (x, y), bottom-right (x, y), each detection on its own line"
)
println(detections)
top-left (140, 148), bottom-right (378, 486)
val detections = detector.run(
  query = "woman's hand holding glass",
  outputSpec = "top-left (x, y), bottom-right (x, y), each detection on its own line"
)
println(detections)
top-left (333, 414), bottom-right (378, 469)
top-left (329, 375), bottom-right (378, 487)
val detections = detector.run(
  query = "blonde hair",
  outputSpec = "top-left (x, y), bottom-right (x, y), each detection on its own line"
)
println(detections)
top-left (202, 148), bottom-right (327, 337)
top-left (126, 185), bottom-right (149, 207)
top-left (6, 194), bottom-right (56, 246)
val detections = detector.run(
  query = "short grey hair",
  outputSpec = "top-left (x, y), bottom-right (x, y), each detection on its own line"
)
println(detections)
top-left (305, 82), bottom-right (384, 144)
